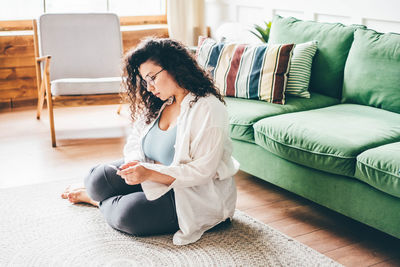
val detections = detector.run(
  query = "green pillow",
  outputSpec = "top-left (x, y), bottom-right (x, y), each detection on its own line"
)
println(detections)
top-left (269, 15), bottom-right (355, 99)
top-left (286, 41), bottom-right (318, 98)
top-left (342, 28), bottom-right (400, 114)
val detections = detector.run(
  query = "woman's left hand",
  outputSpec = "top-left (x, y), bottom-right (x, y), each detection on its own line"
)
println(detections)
top-left (117, 165), bottom-right (149, 185)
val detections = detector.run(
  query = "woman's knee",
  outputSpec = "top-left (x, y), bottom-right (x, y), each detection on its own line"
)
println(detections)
top-left (103, 194), bottom-right (151, 236)
top-left (104, 193), bottom-right (177, 237)
top-left (111, 206), bottom-right (146, 236)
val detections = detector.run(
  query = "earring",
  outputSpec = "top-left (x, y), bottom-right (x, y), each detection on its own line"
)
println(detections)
top-left (166, 96), bottom-right (174, 105)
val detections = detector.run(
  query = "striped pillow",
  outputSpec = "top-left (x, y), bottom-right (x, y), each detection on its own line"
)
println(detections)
top-left (286, 41), bottom-right (318, 98)
top-left (196, 38), bottom-right (294, 104)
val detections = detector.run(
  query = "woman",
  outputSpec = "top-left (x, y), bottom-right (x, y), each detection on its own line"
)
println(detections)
top-left (61, 38), bottom-right (239, 245)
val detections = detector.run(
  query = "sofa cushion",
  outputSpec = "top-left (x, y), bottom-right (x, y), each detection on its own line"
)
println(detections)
top-left (269, 15), bottom-right (356, 99)
top-left (355, 142), bottom-right (400, 198)
top-left (196, 38), bottom-right (294, 104)
top-left (286, 40), bottom-right (318, 98)
top-left (226, 93), bottom-right (339, 143)
top-left (253, 104), bottom-right (400, 177)
top-left (342, 29), bottom-right (400, 114)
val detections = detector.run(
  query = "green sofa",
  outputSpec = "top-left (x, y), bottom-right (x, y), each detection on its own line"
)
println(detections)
top-left (225, 16), bottom-right (400, 239)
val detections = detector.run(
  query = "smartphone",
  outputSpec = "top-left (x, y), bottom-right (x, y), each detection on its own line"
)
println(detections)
top-left (107, 164), bottom-right (122, 171)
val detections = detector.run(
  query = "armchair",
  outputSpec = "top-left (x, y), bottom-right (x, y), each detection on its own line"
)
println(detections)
top-left (33, 13), bottom-right (125, 147)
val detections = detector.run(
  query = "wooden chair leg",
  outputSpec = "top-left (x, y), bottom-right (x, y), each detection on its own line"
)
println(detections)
top-left (117, 104), bottom-right (123, 114)
top-left (42, 57), bottom-right (56, 147)
top-left (46, 94), bottom-right (56, 147)
top-left (36, 80), bottom-right (46, 119)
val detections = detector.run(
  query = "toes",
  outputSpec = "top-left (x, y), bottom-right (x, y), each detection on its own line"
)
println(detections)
top-left (65, 188), bottom-right (97, 206)
top-left (67, 192), bottom-right (77, 203)
top-left (61, 184), bottom-right (86, 200)
top-left (67, 190), bottom-right (85, 204)
top-left (61, 190), bottom-right (70, 199)
top-left (61, 185), bottom-right (72, 199)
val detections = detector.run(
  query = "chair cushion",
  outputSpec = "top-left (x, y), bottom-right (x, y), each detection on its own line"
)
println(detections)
top-left (342, 28), bottom-right (400, 114)
top-left (269, 15), bottom-right (357, 99)
top-left (285, 40), bottom-right (318, 98)
top-left (51, 77), bottom-right (122, 96)
top-left (38, 13), bottom-right (122, 81)
top-left (226, 93), bottom-right (339, 143)
top-left (197, 37), bottom-right (294, 104)
top-left (253, 104), bottom-right (400, 177)
top-left (355, 142), bottom-right (400, 198)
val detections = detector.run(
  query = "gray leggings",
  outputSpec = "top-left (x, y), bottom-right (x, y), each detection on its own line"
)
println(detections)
top-left (84, 159), bottom-right (179, 236)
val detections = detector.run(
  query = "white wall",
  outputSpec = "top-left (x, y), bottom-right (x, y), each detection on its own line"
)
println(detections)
top-left (205, 0), bottom-right (400, 41)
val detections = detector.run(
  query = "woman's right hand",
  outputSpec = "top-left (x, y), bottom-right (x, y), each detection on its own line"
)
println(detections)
top-left (118, 160), bottom-right (140, 170)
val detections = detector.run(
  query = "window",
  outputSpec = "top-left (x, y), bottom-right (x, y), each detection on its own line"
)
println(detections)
top-left (46, 0), bottom-right (108, 13)
top-left (0, 0), bottom-right (43, 21)
top-left (0, 0), bottom-right (166, 21)
top-left (109, 0), bottom-right (165, 16)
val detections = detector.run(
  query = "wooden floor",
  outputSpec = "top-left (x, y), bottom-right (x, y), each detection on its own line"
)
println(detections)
top-left (1, 104), bottom-right (399, 266)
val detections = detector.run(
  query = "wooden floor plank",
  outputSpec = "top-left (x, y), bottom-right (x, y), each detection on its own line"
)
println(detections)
top-left (267, 216), bottom-right (322, 237)
top-left (295, 228), bottom-right (362, 254)
top-left (371, 258), bottom-right (400, 267)
top-left (325, 242), bottom-right (398, 267)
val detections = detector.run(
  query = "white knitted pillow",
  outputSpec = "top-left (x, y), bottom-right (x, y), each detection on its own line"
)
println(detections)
top-left (285, 41), bottom-right (318, 98)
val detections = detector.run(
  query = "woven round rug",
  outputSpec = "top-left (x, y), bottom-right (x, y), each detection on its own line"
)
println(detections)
top-left (0, 179), bottom-right (342, 266)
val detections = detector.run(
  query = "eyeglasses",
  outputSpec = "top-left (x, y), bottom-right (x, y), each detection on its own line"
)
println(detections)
top-left (141, 68), bottom-right (164, 89)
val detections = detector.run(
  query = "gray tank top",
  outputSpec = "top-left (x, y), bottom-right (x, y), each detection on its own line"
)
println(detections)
top-left (142, 116), bottom-right (177, 166)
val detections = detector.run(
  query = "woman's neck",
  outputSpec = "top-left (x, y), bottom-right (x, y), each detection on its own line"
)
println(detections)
top-left (173, 90), bottom-right (189, 106)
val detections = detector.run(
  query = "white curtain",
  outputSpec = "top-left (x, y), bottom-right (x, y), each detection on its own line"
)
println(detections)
top-left (167, 0), bottom-right (206, 46)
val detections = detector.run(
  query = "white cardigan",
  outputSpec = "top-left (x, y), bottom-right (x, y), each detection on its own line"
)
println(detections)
top-left (123, 93), bottom-right (240, 245)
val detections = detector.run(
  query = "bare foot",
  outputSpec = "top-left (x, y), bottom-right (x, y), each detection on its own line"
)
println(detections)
top-left (61, 183), bottom-right (99, 207)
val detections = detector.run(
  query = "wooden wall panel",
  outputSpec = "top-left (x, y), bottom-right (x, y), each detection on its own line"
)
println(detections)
top-left (0, 67), bottom-right (37, 80)
top-left (0, 87), bottom-right (37, 99)
top-left (0, 33), bottom-right (37, 108)
top-left (122, 27), bottom-right (169, 53)
top-left (0, 26), bottom-right (168, 110)
top-left (0, 56), bottom-right (36, 68)
top-left (0, 35), bottom-right (34, 47)
top-left (0, 20), bottom-right (33, 31)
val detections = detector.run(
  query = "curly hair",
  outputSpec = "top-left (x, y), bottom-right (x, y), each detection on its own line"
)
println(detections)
top-left (122, 38), bottom-right (225, 124)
